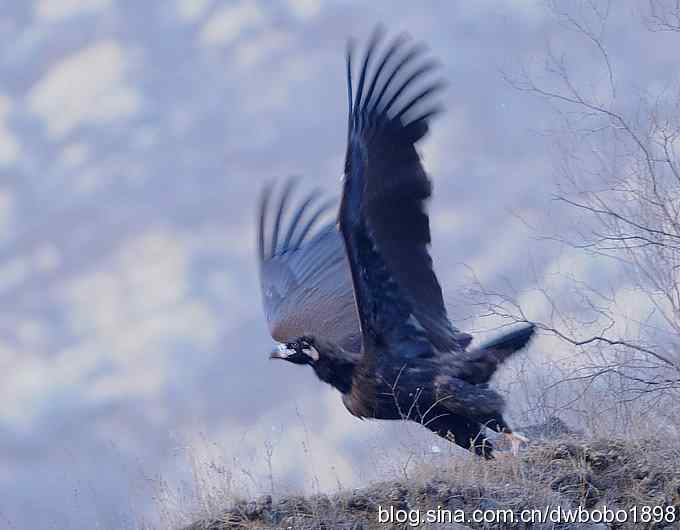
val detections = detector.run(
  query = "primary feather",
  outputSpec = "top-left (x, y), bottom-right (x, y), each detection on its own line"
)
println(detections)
top-left (258, 179), bottom-right (361, 352)
top-left (340, 28), bottom-right (463, 356)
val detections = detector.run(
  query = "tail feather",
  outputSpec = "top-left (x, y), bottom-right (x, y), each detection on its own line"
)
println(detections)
top-left (459, 323), bottom-right (535, 384)
top-left (479, 323), bottom-right (536, 352)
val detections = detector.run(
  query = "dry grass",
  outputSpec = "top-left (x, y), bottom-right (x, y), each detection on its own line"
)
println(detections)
top-left (168, 432), bottom-right (680, 530)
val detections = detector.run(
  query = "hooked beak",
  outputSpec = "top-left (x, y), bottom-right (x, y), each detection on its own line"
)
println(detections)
top-left (269, 343), bottom-right (293, 360)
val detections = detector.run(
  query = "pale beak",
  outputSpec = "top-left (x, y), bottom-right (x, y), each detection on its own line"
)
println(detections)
top-left (269, 343), bottom-right (292, 359)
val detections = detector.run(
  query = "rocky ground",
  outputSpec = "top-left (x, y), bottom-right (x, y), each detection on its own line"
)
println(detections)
top-left (182, 420), bottom-right (680, 530)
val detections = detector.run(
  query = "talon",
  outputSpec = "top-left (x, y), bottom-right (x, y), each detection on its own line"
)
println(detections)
top-left (504, 432), bottom-right (528, 456)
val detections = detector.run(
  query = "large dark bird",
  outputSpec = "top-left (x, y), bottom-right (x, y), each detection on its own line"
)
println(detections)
top-left (258, 28), bottom-right (534, 458)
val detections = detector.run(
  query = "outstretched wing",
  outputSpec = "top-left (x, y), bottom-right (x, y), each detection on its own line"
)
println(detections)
top-left (339, 28), bottom-right (470, 358)
top-left (258, 178), bottom-right (361, 353)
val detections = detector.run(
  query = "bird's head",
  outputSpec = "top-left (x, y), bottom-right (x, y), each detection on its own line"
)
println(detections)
top-left (269, 336), bottom-right (320, 365)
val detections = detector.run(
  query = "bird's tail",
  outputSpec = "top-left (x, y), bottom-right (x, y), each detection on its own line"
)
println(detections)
top-left (459, 323), bottom-right (536, 384)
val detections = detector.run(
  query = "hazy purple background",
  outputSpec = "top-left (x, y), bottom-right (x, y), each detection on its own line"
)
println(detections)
top-left (1, 1), bottom-right (675, 528)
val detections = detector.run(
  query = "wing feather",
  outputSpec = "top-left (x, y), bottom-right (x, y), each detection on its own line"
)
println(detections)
top-left (339, 30), bottom-right (471, 357)
top-left (258, 178), bottom-right (361, 352)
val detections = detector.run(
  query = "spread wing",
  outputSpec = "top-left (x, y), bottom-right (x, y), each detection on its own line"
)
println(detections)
top-left (339, 29), bottom-right (470, 358)
top-left (258, 178), bottom-right (361, 353)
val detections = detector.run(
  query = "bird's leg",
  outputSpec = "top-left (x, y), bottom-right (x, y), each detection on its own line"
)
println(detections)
top-left (504, 431), bottom-right (529, 456)
top-left (482, 415), bottom-right (528, 456)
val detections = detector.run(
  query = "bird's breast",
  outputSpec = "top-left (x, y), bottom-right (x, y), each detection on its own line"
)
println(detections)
top-left (340, 364), bottom-right (436, 421)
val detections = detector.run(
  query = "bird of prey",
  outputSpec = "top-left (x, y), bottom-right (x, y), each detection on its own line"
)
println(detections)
top-left (258, 28), bottom-right (534, 458)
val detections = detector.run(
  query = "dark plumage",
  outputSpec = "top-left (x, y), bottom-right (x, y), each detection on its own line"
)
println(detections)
top-left (259, 28), bottom-right (535, 458)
